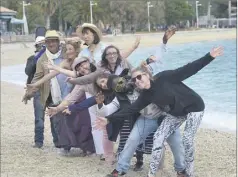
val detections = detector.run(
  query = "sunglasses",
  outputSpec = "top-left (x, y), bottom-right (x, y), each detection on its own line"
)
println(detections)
top-left (131, 74), bottom-right (143, 83)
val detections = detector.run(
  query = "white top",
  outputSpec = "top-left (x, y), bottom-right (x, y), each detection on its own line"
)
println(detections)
top-left (147, 43), bottom-right (167, 76)
top-left (97, 91), bottom-right (162, 119)
top-left (78, 42), bottom-right (108, 64)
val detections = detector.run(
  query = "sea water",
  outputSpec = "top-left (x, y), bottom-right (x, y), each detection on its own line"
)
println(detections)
top-left (1, 39), bottom-right (236, 132)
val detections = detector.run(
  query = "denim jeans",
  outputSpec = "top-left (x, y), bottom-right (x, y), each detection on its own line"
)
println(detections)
top-left (116, 116), bottom-right (185, 173)
top-left (33, 91), bottom-right (45, 145)
top-left (33, 91), bottom-right (58, 145)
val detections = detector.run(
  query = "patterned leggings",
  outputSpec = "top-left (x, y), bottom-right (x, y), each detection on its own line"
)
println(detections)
top-left (149, 111), bottom-right (204, 177)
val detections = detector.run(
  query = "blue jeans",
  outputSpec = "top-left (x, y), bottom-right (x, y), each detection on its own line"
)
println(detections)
top-left (116, 116), bottom-right (185, 173)
top-left (33, 92), bottom-right (58, 145)
top-left (33, 91), bottom-right (45, 145)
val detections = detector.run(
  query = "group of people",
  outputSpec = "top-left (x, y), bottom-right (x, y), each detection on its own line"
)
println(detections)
top-left (22, 23), bottom-right (223, 177)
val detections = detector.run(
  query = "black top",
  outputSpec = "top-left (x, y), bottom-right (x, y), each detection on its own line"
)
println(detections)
top-left (25, 55), bottom-right (36, 84)
top-left (106, 53), bottom-right (214, 121)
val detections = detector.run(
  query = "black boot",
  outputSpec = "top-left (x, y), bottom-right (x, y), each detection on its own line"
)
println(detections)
top-left (133, 151), bottom-right (144, 171)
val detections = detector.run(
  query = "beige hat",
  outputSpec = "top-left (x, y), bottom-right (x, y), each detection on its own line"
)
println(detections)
top-left (76, 23), bottom-right (102, 40)
top-left (72, 56), bottom-right (90, 70)
top-left (45, 30), bottom-right (60, 40)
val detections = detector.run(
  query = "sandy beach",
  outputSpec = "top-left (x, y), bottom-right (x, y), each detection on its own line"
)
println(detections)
top-left (1, 29), bottom-right (236, 177)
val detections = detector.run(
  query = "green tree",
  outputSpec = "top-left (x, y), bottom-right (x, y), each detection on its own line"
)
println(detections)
top-left (36, 0), bottom-right (59, 29)
top-left (164, 0), bottom-right (194, 25)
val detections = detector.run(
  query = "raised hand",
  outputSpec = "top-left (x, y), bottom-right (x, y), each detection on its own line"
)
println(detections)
top-left (163, 26), bottom-right (177, 44)
top-left (93, 116), bottom-right (108, 130)
top-left (95, 91), bottom-right (105, 104)
top-left (46, 107), bottom-right (58, 117)
top-left (133, 36), bottom-right (141, 49)
top-left (210, 46), bottom-right (224, 58)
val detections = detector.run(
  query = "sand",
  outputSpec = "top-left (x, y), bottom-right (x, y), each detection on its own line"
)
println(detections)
top-left (1, 29), bottom-right (237, 177)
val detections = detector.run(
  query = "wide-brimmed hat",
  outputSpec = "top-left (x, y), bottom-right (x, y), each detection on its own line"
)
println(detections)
top-left (76, 23), bottom-right (102, 40)
top-left (72, 56), bottom-right (90, 70)
top-left (45, 30), bottom-right (60, 40)
top-left (35, 36), bottom-right (45, 45)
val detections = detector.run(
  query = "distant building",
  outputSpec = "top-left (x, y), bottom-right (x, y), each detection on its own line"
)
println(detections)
top-left (0, 6), bottom-right (24, 35)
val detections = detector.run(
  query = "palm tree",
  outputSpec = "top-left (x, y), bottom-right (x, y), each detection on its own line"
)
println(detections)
top-left (39, 0), bottom-right (58, 29)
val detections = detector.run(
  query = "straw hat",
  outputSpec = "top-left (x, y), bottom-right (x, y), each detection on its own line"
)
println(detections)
top-left (45, 30), bottom-right (60, 40)
top-left (76, 23), bottom-right (102, 40)
top-left (35, 36), bottom-right (45, 45)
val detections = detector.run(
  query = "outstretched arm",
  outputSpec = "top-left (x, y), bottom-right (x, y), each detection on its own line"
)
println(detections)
top-left (94, 93), bottom-right (150, 130)
top-left (67, 69), bottom-right (103, 85)
top-left (47, 62), bottom-right (76, 77)
top-left (143, 27), bottom-right (176, 75)
top-left (68, 96), bottom-right (97, 113)
top-left (120, 36), bottom-right (140, 60)
top-left (28, 70), bottom-right (59, 88)
top-left (156, 47), bottom-right (224, 83)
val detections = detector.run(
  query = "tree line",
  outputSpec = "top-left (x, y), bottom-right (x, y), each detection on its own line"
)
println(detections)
top-left (1, 0), bottom-right (231, 33)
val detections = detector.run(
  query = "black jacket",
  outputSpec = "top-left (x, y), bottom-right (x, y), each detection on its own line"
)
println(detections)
top-left (106, 92), bottom-right (139, 142)
top-left (106, 53), bottom-right (214, 121)
top-left (25, 55), bottom-right (36, 84)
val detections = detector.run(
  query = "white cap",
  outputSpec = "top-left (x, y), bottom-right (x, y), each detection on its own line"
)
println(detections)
top-left (35, 36), bottom-right (45, 45)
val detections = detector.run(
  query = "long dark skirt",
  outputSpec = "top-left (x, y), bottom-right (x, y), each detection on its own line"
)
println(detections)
top-left (52, 94), bottom-right (95, 153)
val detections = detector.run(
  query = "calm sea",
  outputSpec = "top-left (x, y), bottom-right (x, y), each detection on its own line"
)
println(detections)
top-left (1, 39), bottom-right (236, 132)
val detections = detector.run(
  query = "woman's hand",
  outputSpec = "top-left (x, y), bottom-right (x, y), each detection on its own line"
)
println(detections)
top-left (62, 106), bottom-right (71, 115)
top-left (94, 117), bottom-right (108, 130)
top-left (210, 46), bottom-right (224, 58)
top-left (46, 107), bottom-right (59, 117)
top-left (163, 26), bottom-right (177, 44)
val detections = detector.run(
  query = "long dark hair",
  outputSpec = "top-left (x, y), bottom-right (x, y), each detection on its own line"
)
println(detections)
top-left (100, 45), bottom-right (123, 73)
top-left (95, 72), bottom-right (115, 104)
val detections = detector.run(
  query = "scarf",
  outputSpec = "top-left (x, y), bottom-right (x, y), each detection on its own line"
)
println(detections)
top-left (46, 48), bottom-right (62, 105)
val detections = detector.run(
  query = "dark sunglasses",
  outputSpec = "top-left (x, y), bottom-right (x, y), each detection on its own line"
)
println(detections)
top-left (131, 74), bottom-right (142, 82)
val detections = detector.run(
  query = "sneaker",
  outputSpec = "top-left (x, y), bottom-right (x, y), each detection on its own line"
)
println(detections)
top-left (177, 169), bottom-right (188, 177)
top-left (106, 169), bottom-right (126, 177)
top-left (57, 148), bottom-right (70, 156)
top-left (133, 161), bottom-right (143, 171)
top-left (33, 142), bottom-right (43, 148)
top-left (100, 154), bottom-right (105, 161)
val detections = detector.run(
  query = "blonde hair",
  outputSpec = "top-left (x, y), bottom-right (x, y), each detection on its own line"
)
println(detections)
top-left (62, 40), bottom-right (81, 59)
top-left (131, 66), bottom-right (153, 79)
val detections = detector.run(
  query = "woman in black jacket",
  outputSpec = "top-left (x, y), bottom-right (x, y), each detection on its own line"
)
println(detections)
top-left (95, 46), bottom-right (223, 177)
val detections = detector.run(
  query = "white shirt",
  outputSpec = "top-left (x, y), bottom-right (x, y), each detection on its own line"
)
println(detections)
top-left (78, 42), bottom-right (107, 64)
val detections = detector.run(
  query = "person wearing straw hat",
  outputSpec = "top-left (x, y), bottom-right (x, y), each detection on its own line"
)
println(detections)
top-left (76, 23), bottom-right (140, 65)
top-left (23, 30), bottom-right (73, 149)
